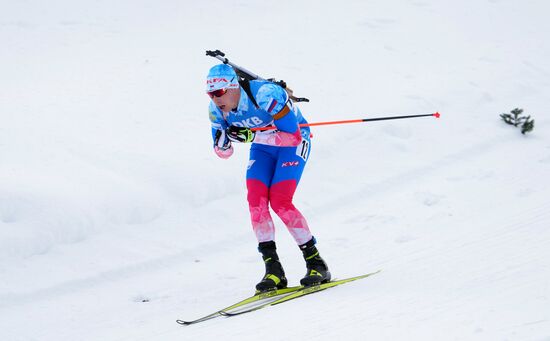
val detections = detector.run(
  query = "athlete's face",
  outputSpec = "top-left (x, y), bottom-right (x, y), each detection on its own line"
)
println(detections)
top-left (208, 87), bottom-right (240, 114)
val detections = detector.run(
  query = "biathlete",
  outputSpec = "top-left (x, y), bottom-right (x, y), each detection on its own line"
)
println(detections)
top-left (206, 63), bottom-right (330, 292)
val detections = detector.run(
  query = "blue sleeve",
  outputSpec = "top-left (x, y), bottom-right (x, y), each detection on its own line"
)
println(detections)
top-left (255, 83), bottom-right (298, 133)
top-left (209, 102), bottom-right (227, 142)
top-left (272, 109), bottom-right (299, 133)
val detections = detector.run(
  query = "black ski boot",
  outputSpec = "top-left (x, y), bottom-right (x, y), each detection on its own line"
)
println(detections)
top-left (299, 237), bottom-right (331, 287)
top-left (256, 241), bottom-right (288, 293)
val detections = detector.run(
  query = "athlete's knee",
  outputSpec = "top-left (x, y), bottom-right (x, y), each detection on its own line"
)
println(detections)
top-left (247, 179), bottom-right (269, 208)
top-left (247, 179), bottom-right (274, 228)
top-left (269, 180), bottom-right (309, 230)
top-left (269, 180), bottom-right (298, 213)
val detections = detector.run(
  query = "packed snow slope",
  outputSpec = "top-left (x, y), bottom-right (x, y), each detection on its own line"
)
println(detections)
top-left (1, 0), bottom-right (549, 340)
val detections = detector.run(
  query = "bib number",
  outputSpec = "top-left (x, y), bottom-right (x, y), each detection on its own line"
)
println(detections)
top-left (296, 139), bottom-right (309, 161)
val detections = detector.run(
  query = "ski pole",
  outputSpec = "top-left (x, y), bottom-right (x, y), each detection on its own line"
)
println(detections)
top-left (251, 112), bottom-right (440, 131)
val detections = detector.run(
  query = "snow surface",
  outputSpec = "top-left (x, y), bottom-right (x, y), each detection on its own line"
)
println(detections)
top-left (1, 0), bottom-right (550, 340)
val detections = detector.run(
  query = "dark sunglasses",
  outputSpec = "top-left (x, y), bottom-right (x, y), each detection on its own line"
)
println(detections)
top-left (207, 88), bottom-right (228, 98)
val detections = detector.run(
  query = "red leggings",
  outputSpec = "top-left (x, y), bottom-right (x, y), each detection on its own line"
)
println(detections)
top-left (247, 179), bottom-right (312, 245)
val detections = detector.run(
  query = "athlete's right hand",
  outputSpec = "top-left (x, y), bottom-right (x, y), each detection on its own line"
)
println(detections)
top-left (215, 129), bottom-right (231, 149)
top-left (214, 129), bottom-right (233, 159)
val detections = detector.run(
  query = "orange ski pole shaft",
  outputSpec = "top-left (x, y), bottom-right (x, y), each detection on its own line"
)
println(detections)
top-left (251, 112), bottom-right (440, 131)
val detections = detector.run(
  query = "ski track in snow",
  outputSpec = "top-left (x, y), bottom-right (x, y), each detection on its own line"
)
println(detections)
top-left (317, 131), bottom-right (515, 212)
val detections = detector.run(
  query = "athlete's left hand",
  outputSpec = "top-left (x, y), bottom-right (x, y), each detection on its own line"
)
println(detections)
top-left (227, 126), bottom-right (255, 143)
